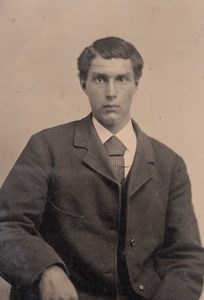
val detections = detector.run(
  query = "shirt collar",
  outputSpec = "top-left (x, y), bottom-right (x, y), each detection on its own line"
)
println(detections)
top-left (92, 116), bottom-right (136, 152)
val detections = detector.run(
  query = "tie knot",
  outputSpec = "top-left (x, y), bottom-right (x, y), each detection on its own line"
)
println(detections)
top-left (104, 136), bottom-right (126, 156)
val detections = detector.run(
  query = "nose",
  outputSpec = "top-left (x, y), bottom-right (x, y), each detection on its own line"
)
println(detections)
top-left (105, 80), bottom-right (117, 99)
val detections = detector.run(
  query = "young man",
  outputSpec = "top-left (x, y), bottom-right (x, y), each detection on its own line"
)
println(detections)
top-left (0, 37), bottom-right (203, 300)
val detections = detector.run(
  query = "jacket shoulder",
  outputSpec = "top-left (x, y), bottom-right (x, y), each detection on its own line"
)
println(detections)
top-left (149, 135), bottom-right (178, 157)
top-left (35, 120), bottom-right (78, 139)
top-left (133, 120), bottom-right (184, 167)
top-left (21, 119), bottom-right (82, 159)
top-left (147, 134), bottom-right (187, 172)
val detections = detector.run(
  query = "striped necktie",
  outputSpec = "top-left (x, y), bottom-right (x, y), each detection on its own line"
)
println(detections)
top-left (104, 135), bottom-right (126, 182)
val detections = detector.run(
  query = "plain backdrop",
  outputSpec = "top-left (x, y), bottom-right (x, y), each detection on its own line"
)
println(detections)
top-left (0, 0), bottom-right (204, 299)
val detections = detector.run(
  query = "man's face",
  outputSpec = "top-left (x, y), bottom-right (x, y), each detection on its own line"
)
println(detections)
top-left (81, 55), bottom-right (137, 133)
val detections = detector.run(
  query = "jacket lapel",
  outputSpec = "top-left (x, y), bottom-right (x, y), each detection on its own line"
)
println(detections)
top-left (127, 120), bottom-right (155, 198)
top-left (74, 114), bottom-right (118, 183)
top-left (74, 114), bottom-right (155, 194)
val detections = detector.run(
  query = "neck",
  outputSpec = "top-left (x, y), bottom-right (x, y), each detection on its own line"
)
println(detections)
top-left (101, 119), bottom-right (130, 134)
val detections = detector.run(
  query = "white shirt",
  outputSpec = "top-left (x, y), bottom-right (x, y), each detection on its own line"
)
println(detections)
top-left (92, 117), bottom-right (137, 177)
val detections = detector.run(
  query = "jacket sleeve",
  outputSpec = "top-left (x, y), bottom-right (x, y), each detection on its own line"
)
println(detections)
top-left (152, 156), bottom-right (204, 300)
top-left (0, 133), bottom-right (67, 288)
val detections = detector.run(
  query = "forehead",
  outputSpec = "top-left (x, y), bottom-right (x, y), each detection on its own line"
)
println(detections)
top-left (88, 55), bottom-right (134, 76)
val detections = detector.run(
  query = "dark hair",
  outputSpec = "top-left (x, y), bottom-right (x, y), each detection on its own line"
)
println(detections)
top-left (77, 36), bottom-right (144, 84)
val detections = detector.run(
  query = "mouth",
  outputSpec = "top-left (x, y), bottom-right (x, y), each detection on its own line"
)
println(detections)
top-left (103, 105), bottom-right (119, 109)
top-left (103, 105), bottom-right (119, 113)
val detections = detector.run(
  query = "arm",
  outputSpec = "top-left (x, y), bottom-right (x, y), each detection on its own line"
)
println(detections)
top-left (152, 157), bottom-right (204, 300)
top-left (0, 133), bottom-right (66, 287)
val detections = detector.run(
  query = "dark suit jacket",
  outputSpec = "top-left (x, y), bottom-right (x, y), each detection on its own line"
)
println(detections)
top-left (0, 114), bottom-right (203, 300)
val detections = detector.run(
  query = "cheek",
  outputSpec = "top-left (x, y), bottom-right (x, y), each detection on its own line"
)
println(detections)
top-left (89, 90), bottom-right (104, 104)
top-left (121, 90), bottom-right (134, 103)
top-left (88, 85), bottom-right (103, 98)
top-left (88, 95), bottom-right (102, 111)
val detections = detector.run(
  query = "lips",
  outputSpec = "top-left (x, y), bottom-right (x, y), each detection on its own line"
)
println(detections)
top-left (103, 105), bottom-right (119, 109)
top-left (103, 105), bottom-right (119, 112)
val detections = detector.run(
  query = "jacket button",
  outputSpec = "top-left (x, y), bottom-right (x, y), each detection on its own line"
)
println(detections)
top-left (130, 239), bottom-right (136, 247)
top-left (138, 284), bottom-right (145, 291)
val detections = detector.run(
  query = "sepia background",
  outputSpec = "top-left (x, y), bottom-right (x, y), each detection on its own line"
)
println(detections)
top-left (0, 0), bottom-right (204, 299)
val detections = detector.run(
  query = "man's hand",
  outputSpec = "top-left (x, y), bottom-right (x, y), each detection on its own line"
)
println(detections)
top-left (39, 265), bottom-right (78, 300)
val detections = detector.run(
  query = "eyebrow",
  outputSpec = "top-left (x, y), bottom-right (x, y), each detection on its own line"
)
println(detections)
top-left (90, 72), bottom-right (133, 77)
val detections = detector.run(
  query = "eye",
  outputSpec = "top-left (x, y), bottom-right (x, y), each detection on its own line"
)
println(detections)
top-left (118, 76), bottom-right (127, 82)
top-left (94, 76), bottom-right (105, 84)
top-left (117, 75), bottom-right (132, 83)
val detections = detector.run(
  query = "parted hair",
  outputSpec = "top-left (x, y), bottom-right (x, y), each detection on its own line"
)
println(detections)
top-left (77, 36), bottom-right (144, 85)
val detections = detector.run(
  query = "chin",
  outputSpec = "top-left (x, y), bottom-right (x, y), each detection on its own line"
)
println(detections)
top-left (101, 118), bottom-right (118, 127)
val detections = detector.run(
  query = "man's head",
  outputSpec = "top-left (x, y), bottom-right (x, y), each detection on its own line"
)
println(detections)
top-left (77, 37), bottom-right (144, 133)
top-left (78, 36), bottom-right (144, 86)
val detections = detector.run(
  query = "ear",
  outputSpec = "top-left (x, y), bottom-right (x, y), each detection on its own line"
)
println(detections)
top-left (80, 79), bottom-right (87, 94)
top-left (131, 81), bottom-right (137, 94)
top-left (135, 78), bottom-right (139, 86)
top-left (133, 79), bottom-right (139, 93)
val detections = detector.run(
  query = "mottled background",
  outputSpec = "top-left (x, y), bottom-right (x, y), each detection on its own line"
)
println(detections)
top-left (0, 0), bottom-right (204, 299)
